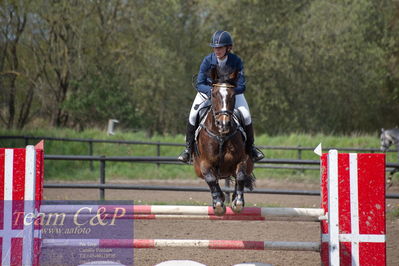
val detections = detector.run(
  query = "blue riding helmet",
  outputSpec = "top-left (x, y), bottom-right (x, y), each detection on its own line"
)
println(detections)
top-left (210, 31), bottom-right (233, 47)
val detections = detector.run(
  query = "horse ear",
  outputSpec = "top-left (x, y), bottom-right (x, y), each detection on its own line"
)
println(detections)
top-left (381, 128), bottom-right (385, 132)
top-left (226, 71), bottom-right (238, 86)
top-left (211, 67), bottom-right (218, 83)
top-left (229, 71), bottom-right (238, 82)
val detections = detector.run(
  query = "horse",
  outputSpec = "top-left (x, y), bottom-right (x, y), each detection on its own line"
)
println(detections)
top-left (380, 128), bottom-right (399, 188)
top-left (380, 128), bottom-right (399, 152)
top-left (193, 68), bottom-right (254, 216)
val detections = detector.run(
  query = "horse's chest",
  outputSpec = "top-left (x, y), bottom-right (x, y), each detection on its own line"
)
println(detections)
top-left (223, 149), bottom-right (238, 162)
top-left (209, 144), bottom-right (242, 163)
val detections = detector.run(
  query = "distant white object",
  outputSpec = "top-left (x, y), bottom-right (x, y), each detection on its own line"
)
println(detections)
top-left (107, 119), bottom-right (119, 135)
top-left (314, 143), bottom-right (322, 156)
top-left (78, 261), bottom-right (125, 266)
top-left (156, 260), bottom-right (206, 266)
top-left (234, 263), bottom-right (273, 266)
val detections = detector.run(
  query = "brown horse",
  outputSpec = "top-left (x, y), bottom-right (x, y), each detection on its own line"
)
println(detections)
top-left (193, 68), bottom-right (254, 216)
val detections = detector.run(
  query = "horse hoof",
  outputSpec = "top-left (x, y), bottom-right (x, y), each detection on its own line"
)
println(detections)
top-left (231, 199), bottom-right (244, 213)
top-left (214, 201), bottom-right (226, 216)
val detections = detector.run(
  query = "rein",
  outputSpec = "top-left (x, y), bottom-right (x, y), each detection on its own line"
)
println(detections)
top-left (203, 123), bottom-right (238, 148)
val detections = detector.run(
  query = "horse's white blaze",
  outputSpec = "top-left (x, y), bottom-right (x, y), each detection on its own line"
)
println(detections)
top-left (219, 85), bottom-right (228, 111)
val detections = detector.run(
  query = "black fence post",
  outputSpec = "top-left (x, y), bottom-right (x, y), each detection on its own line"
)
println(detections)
top-left (89, 141), bottom-right (94, 171)
top-left (25, 136), bottom-right (29, 147)
top-left (297, 145), bottom-right (304, 174)
top-left (157, 142), bottom-right (161, 168)
top-left (100, 156), bottom-right (106, 200)
top-left (297, 145), bottom-right (302, 160)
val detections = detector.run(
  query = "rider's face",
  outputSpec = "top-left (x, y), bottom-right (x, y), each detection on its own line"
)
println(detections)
top-left (213, 46), bottom-right (228, 59)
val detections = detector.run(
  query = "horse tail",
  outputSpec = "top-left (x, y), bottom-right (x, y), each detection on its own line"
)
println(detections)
top-left (244, 173), bottom-right (256, 191)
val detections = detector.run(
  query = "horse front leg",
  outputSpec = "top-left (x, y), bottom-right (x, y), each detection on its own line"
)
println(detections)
top-left (232, 170), bottom-right (245, 213)
top-left (204, 171), bottom-right (226, 216)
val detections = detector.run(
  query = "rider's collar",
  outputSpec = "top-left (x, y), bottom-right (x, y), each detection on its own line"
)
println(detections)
top-left (211, 53), bottom-right (229, 66)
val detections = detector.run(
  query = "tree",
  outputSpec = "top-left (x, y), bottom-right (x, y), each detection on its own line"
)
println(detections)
top-left (0, 1), bottom-right (41, 129)
top-left (1, 0), bottom-right (399, 134)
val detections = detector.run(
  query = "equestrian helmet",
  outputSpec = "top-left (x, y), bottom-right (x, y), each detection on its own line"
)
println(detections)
top-left (210, 31), bottom-right (233, 47)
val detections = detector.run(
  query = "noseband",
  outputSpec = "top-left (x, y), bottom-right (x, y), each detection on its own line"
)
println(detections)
top-left (213, 109), bottom-right (234, 117)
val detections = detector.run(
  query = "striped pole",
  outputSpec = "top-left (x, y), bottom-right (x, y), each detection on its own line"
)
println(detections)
top-left (43, 213), bottom-right (324, 222)
top-left (40, 205), bottom-right (325, 220)
top-left (42, 239), bottom-right (320, 252)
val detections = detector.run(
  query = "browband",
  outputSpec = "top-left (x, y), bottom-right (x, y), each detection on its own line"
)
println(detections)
top-left (212, 83), bottom-right (235, 88)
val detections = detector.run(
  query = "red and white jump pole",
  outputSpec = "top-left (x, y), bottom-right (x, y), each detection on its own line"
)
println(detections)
top-left (42, 239), bottom-right (320, 252)
top-left (40, 204), bottom-right (325, 221)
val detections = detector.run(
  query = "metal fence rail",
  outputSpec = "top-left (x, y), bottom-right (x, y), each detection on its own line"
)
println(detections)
top-left (2, 135), bottom-right (399, 200)
top-left (44, 154), bottom-right (399, 168)
top-left (42, 154), bottom-right (399, 200)
top-left (1, 135), bottom-right (397, 157)
top-left (3, 134), bottom-right (397, 170)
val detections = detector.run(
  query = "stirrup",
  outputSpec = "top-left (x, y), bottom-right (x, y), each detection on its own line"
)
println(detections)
top-left (251, 147), bottom-right (264, 162)
top-left (178, 148), bottom-right (192, 163)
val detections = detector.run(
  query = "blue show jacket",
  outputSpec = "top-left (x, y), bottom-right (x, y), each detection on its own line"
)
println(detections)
top-left (196, 53), bottom-right (246, 96)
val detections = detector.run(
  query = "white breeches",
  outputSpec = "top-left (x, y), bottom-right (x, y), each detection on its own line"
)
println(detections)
top-left (188, 92), bottom-right (252, 126)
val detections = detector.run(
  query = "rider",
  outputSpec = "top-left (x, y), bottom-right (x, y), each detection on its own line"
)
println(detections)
top-left (178, 30), bottom-right (264, 163)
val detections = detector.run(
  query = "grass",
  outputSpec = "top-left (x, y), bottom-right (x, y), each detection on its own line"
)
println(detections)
top-left (0, 128), bottom-right (395, 184)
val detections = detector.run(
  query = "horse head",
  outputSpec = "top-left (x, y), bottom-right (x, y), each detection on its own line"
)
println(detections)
top-left (380, 128), bottom-right (394, 152)
top-left (210, 67), bottom-right (238, 135)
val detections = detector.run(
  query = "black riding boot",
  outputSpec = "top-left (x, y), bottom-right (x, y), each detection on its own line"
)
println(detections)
top-left (178, 123), bottom-right (196, 163)
top-left (244, 123), bottom-right (264, 162)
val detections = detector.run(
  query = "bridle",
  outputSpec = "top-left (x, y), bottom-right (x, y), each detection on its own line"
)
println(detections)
top-left (210, 83), bottom-right (236, 127)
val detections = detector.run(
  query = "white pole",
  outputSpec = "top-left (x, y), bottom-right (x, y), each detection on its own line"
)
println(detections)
top-left (22, 146), bottom-right (36, 266)
top-left (328, 150), bottom-right (340, 266)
